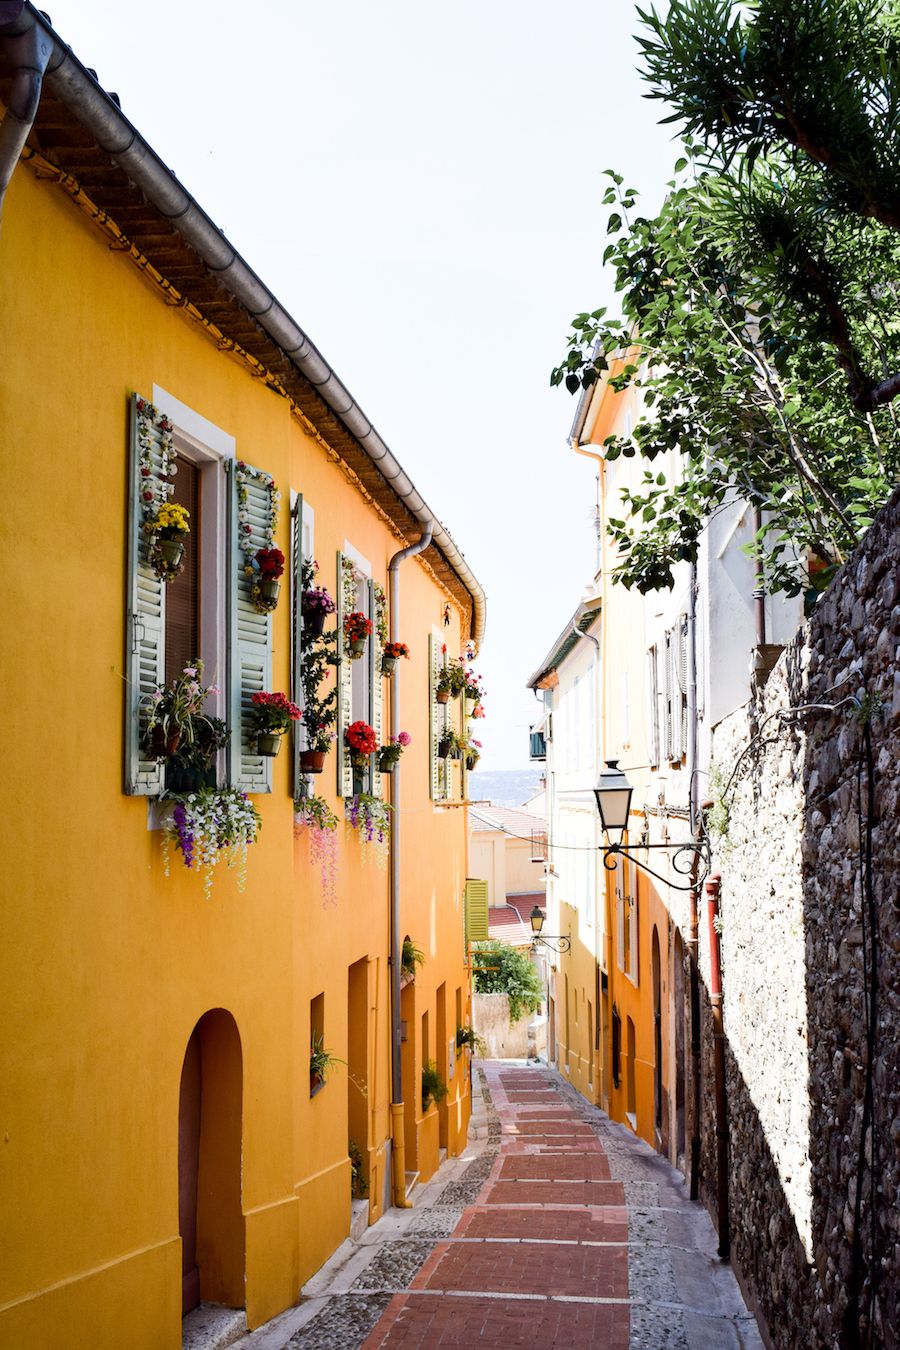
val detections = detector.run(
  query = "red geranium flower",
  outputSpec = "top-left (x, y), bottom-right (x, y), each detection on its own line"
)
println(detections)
top-left (255, 546), bottom-right (285, 580)
top-left (345, 720), bottom-right (378, 755)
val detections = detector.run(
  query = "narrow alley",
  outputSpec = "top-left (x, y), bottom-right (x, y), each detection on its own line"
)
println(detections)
top-left (235, 1063), bottom-right (763, 1350)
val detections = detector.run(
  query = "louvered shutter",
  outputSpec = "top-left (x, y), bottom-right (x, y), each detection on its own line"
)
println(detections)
top-left (464, 879), bottom-right (489, 942)
top-left (646, 646), bottom-right (660, 769)
top-left (368, 579), bottom-right (384, 798)
top-left (336, 552), bottom-right (353, 797)
top-left (125, 394), bottom-right (167, 796)
top-left (291, 494), bottom-right (304, 797)
top-left (227, 462), bottom-right (273, 793)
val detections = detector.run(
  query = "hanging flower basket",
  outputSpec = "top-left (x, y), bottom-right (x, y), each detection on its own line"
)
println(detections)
top-left (256, 732), bottom-right (281, 757)
top-left (438, 735), bottom-right (452, 759)
top-left (348, 636), bottom-right (367, 659)
top-left (436, 689), bottom-right (450, 705)
top-left (158, 537), bottom-right (186, 569)
top-left (344, 611), bottom-right (372, 659)
top-left (302, 583), bottom-right (335, 641)
top-left (150, 724), bottom-right (182, 757)
top-left (382, 642), bottom-right (409, 677)
top-left (304, 607), bottom-right (327, 639)
top-left (300, 748), bottom-right (327, 774)
top-left (251, 690), bottom-right (301, 758)
top-left (258, 577), bottom-right (281, 603)
top-left (381, 654), bottom-right (398, 677)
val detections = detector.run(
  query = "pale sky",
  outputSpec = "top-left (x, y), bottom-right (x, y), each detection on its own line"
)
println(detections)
top-left (53, 0), bottom-right (676, 771)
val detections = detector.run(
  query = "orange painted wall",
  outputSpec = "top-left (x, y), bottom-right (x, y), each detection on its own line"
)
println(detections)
top-left (0, 158), bottom-right (473, 1348)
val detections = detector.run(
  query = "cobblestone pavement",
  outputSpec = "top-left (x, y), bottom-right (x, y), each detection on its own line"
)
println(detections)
top-left (234, 1062), bottom-right (765, 1350)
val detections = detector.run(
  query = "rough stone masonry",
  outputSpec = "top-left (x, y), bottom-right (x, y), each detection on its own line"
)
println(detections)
top-left (707, 487), bottom-right (900, 1348)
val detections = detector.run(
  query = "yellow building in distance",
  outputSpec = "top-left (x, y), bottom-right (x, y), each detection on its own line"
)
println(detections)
top-left (0, 9), bottom-right (484, 1347)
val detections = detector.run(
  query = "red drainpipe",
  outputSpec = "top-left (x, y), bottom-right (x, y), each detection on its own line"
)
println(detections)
top-left (706, 873), bottom-right (730, 1259)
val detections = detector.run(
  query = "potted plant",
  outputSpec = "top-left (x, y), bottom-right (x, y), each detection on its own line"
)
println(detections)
top-left (438, 729), bottom-right (463, 761)
top-left (251, 546), bottom-right (284, 613)
top-left (463, 671), bottom-right (484, 712)
top-left (299, 609), bottom-right (339, 771)
top-left (421, 1060), bottom-right (448, 1113)
top-left (251, 690), bottom-right (301, 756)
top-left (293, 792), bottom-right (339, 903)
top-left (310, 1033), bottom-right (344, 1094)
top-left (144, 501), bottom-right (190, 580)
top-left (345, 720), bottom-right (377, 790)
top-left (300, 732), bottom-right (334, 775)
top-left (344, 610), bottom-right (373, 659)
top-left (463, 737), bottom-right (482, 772)
top-left (435, 659), bottom-right (466, 705)
top-left (301, 560), bottom-right (336, 640)
top-left (381, 640), bottom-right (409, 677)
top-left (456, 1025), bottom-right (486, 1056)
top-left (144, 661), bottom-right (219, 759)
top-left (377, 731), bottom-right (411, 773)
top-left (401, 937), bottom-right (424, 980)
top-left (346, 793), bottom-right (391, 861)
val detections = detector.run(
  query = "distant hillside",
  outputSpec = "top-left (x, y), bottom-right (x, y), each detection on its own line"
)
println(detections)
top-left (468, 768), bottom-right (544, 809)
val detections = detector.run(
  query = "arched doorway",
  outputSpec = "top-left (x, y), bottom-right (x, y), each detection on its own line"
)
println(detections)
top-left (178, 1010), bottom-right (245, 1316)
top-left (652, 927), bottom-right (663, 1147)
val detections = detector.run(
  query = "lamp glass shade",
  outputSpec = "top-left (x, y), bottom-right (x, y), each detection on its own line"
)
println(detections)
top-left (594, 759), bottom-right (633, 840)
top-left (530, 905), bottom-right (544, 935)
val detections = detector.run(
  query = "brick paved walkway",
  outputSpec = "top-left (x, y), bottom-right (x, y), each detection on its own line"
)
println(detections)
top-left (235, 1062), bottom-right (765, 1350)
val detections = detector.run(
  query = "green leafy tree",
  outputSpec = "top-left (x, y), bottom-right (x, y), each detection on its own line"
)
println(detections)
top-left (552, 167), bottom-right (900, 595)
top-left (637, 0), bottom-right (900, 411)
top-left (472, 941), bottom-right (543, 1024)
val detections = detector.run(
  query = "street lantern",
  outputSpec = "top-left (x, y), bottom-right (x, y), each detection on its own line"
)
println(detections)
top-left (530, 905), bottom-right (544, 936)
top-left (593, 760), bottom-right (634, 844)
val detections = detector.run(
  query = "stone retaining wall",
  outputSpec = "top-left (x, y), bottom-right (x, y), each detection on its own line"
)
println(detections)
top-left (706, 488), bottom-right (900, 1348)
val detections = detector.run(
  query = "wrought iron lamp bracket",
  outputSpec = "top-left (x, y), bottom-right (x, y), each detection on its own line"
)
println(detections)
top-left (601, 837), bottom-right (711, 892)
top-left (531, 934), bottom-right (572, 955)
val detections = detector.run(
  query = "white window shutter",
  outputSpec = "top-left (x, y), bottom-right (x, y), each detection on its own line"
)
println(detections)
top-left (291, 494), bottom-right (304, 797)
top-left (227, 462), bottom-right (274, 793)
top-left (336, 551), bottom-right (353, 797)
top-left (663, 628), bottom-right (675, 762)
top-left (368, 579), bottom-right (384, 798)
top-left (125, 394), bottom-right (167, 796)
top-left (676, 613), bottom-right (688, 760)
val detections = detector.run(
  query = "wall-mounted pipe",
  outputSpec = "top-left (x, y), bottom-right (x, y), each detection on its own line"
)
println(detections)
top-left (3, 5), bottom-right (485, 649)
top-left (387, 521), bottom-right (433, 1208)
top-left (0, 4), bottom-right (53, 223)
top-left (706, 872), bottom-right (730, 1259)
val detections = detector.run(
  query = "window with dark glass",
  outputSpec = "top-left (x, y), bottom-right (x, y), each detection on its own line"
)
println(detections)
top-left (165, 453), bottom-right (200, 683)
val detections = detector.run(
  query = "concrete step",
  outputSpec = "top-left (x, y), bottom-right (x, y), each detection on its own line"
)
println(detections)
top-left (182, 1303), bottom-right (246, 1350)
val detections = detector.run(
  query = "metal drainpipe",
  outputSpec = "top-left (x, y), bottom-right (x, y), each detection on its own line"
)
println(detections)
top-left (387, 521), bottom-right (433, 1209)
top-left (686, 561), bottom-right (702, 1201)
top-left (0, 5), bottom-right (53, 224)
top-left (705, 873), bottom-right (729, 1258)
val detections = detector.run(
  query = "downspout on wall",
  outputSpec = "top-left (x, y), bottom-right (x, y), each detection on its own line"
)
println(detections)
top-left (0, 3), bottom-right (53, 223)
top-left (387, 521), bottom-right (433, 1209)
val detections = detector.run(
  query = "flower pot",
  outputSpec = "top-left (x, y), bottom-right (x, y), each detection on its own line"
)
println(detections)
top-left (302, 607), bottom-right (326, 639)
top-left (438, 736), bottom-right (452, 759)
top-left (149, 724), bottom-right (181, 757)
top-left (352, 771), bottom-right (366, 796)
top-left (378, 757), bottom-right (395, 774)
top-left (435, 690), bottom-right (450, 705)
top-left (348, 636), bottom-right (367, 659)
top-left (158, 537), bottom-right (185, 568)
top-left (258, 578), bottom-right (281, 603)
top-left (465, 755), bottom-right (478, 771)
top-left (465, 693), bottom-right (478, 712)
top-left (381, 654), bottom-right (398, 677)
top-left (257, 732), bottom-right (282, 757)
top-left (300, 749), bottom-right (326, 774)
top-left (449, 745), bottom-right (462, 761)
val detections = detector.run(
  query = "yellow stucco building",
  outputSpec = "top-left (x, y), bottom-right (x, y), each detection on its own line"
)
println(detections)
top-left (0, 9), bottom-right (484, 1347)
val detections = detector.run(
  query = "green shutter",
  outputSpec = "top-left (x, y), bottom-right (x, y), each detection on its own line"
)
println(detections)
top-left (291, 493), bottom-right (304, 797)
top-left (227, 462), bottom-right (273, 793)
top-left (368, 579), bottom-right (383, 798)
top-left (336, 552), bottom-right (353, 797)
top-left (125, 393), bottom-right (166, 796)
top-left (465, 879), bottom-right (489, 942)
